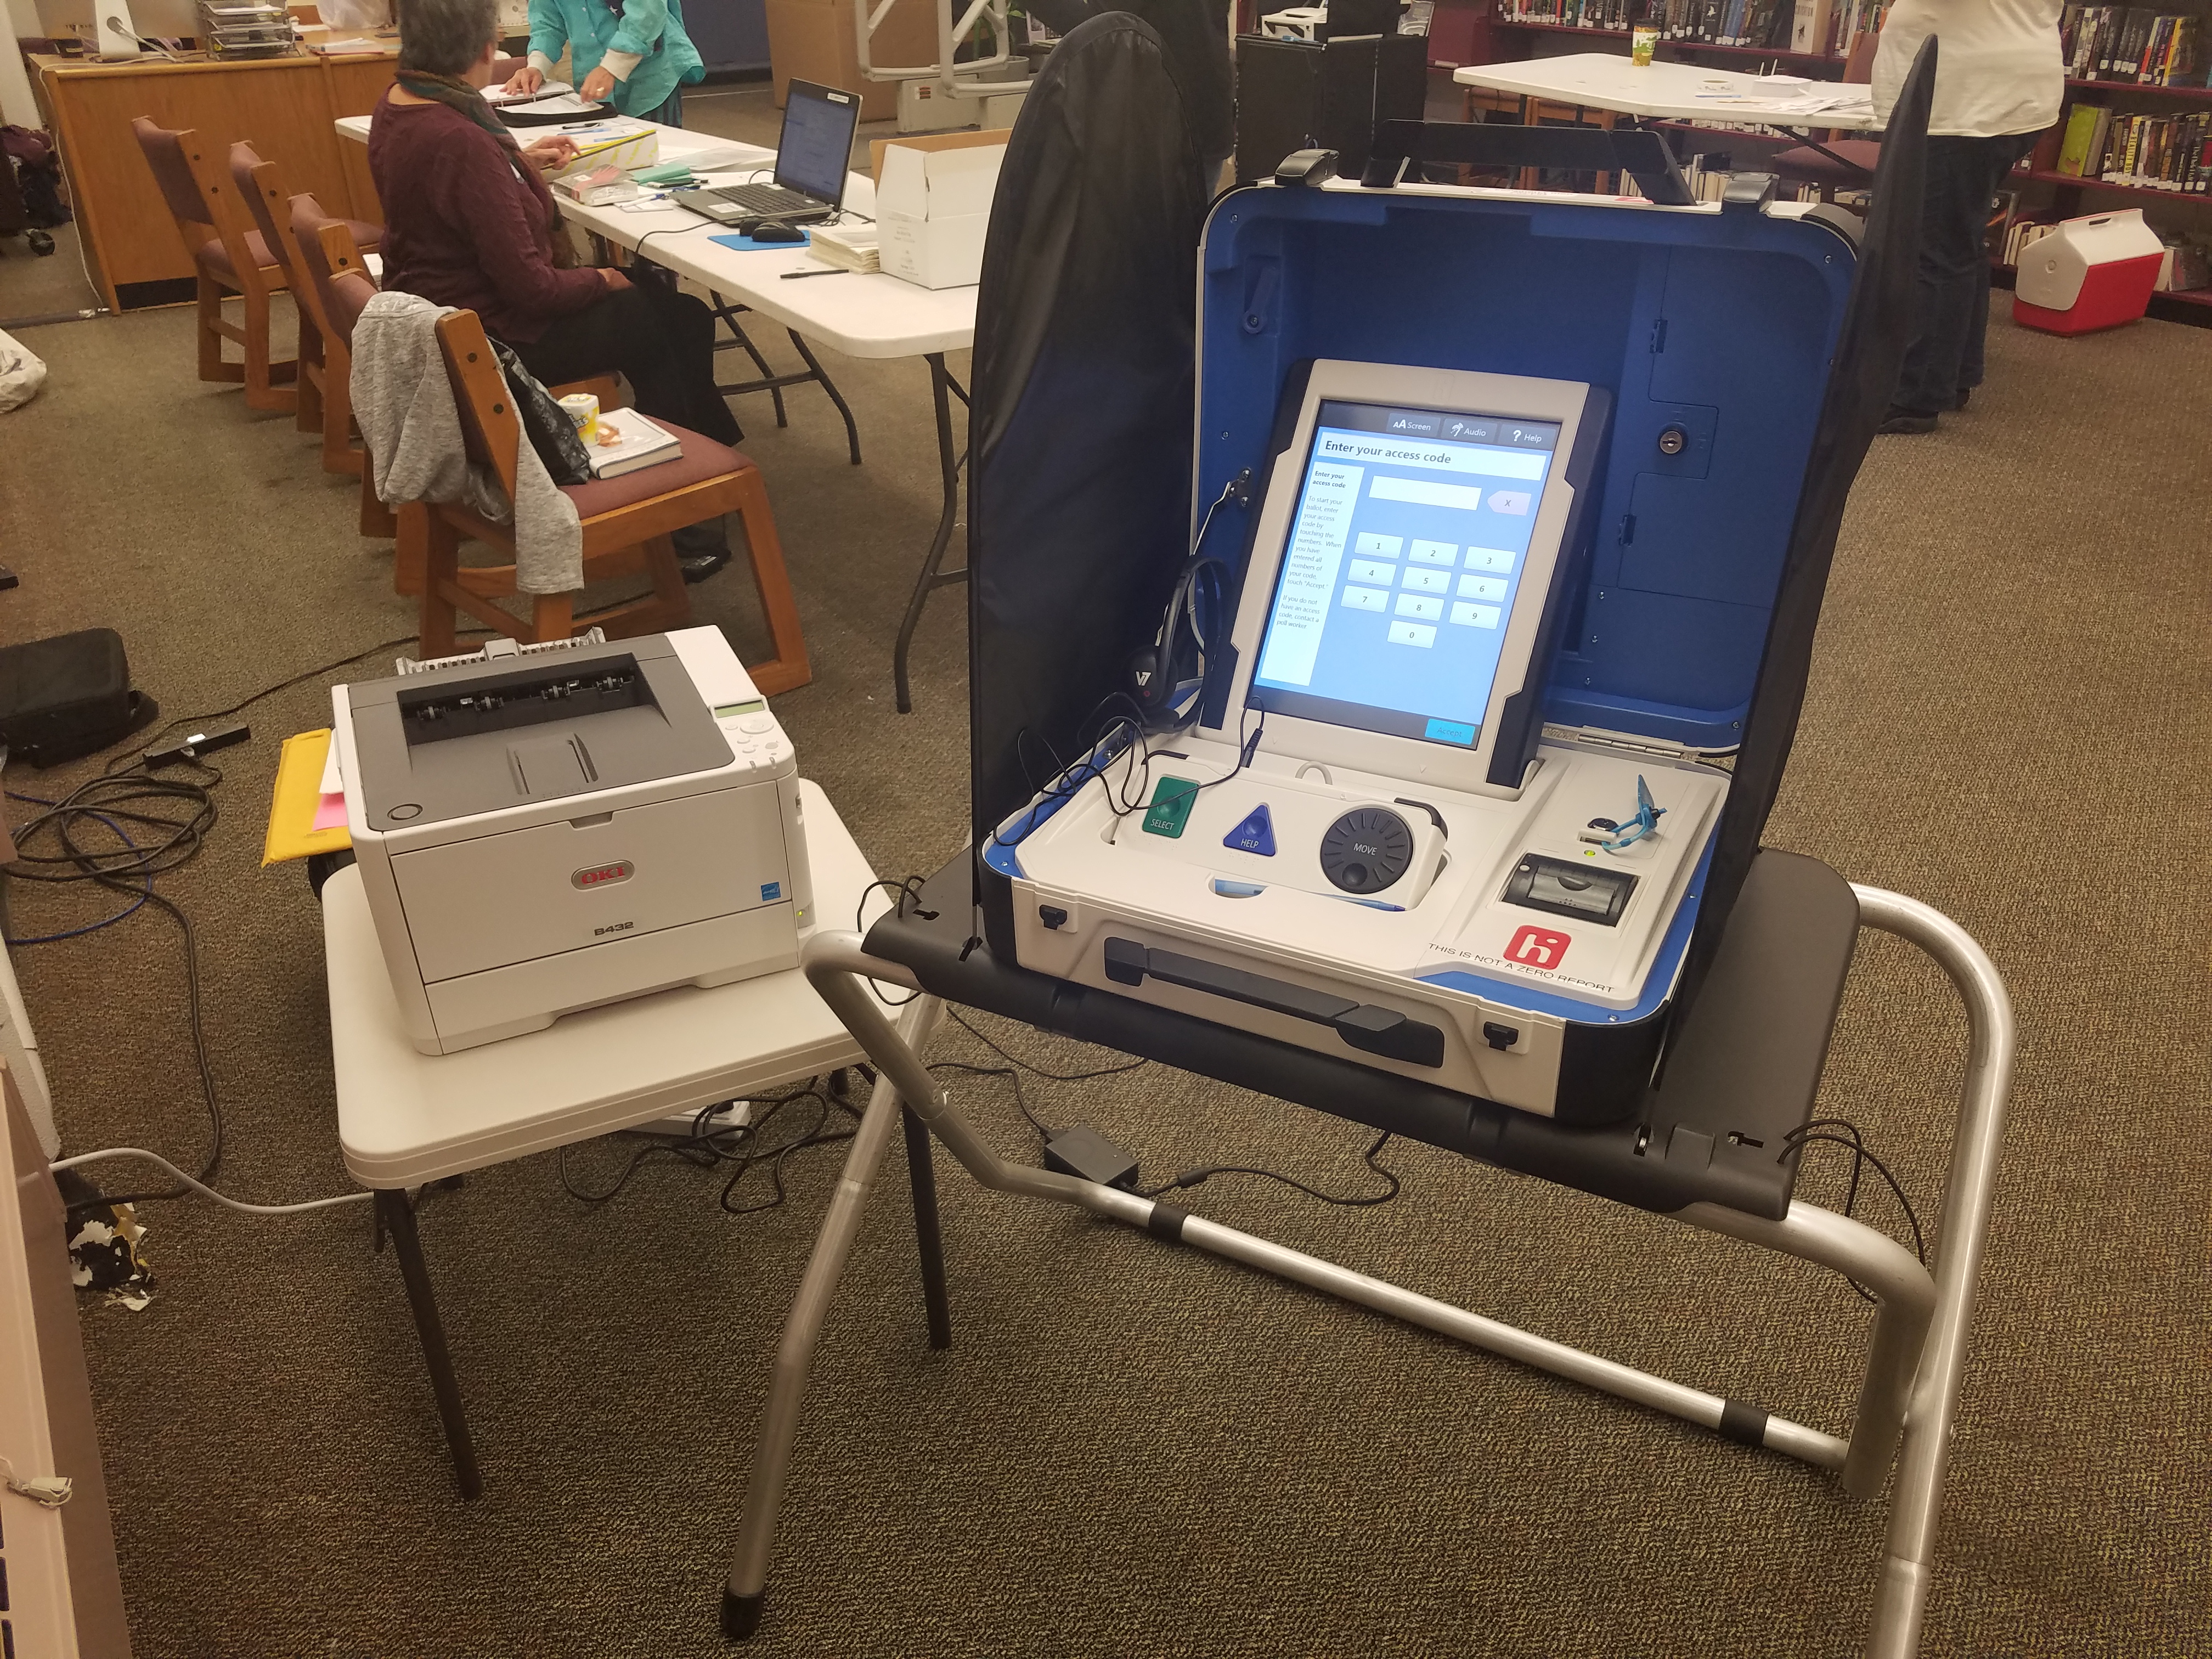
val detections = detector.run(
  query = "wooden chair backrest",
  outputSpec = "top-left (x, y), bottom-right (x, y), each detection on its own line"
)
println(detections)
top-left (291, 206), bottom-right (371, 344)
top-left (238, 150), bottom-right (325, 330)
top-left (324, 271), bottom-right (377, 345)
top-left (131, 117), bottom-right (259, 279)
top-left (434, 309), bottom-right (523, 505)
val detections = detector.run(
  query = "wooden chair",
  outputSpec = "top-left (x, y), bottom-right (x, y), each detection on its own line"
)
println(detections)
top-left (289, 201), bottom-right (397, 539)
top-left (411, 307), bottom-right (810, 693)
top-left (1772, 33), bottom-right (1883, 202)
top-left (294, 210), bottom-right (624, 595)
top-left (234, 142), bottom-right (382, 474)
top-left (127, 118), bottom-right (352, 414)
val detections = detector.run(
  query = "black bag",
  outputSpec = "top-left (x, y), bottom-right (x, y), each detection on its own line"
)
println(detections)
top-left (490, 339), bottom-right (592, 484)
top-left (0, 630), bottom-right (160, 768)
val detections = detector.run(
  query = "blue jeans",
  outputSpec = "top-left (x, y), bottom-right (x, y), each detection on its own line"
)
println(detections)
top-left (1893, 132), bottom-right (2038, 415)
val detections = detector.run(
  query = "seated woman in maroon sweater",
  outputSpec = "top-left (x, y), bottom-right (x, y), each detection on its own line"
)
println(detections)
top-left (369, 0), bottom-right (740, 579)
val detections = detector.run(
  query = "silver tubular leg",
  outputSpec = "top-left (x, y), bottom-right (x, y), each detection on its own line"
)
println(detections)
top-left (720, 992), bottom-right (946, 1638)
top-left (766, 888), bottom-right (2014, 1659)
top-left (1677, 1199), bottom-right (1932, 1496)
top-left (1849, 886), bottom-right (2016, 1659)
top-left (800, 934), bottom-right (1145, 1223)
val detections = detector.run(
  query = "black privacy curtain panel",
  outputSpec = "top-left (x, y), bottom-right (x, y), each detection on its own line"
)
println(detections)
top-left (964, 5), bottom-right (1229, 887)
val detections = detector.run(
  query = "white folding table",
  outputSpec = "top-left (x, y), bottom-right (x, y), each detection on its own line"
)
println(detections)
top-left (336, 114), bottom-right (978, 710)
top-left (1452, 52), bottom-right (1883, 131)
top-left (1452, 52), bottom-right (1883, 183)
top-left (323, 780), bottom-right (947, 1494)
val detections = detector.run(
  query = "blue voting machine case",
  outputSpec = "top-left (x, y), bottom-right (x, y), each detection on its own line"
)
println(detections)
top-left (866, 22), bottom-right (1934, 1223)
top-left (716, 35), bottom-right (2015, 1658)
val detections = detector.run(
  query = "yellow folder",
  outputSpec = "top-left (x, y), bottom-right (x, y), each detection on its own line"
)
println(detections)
top-left (262, 729), bottom-right (352, 866)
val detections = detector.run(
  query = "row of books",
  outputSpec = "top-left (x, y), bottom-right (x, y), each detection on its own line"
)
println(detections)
top-left (2060, 5), bottom-right (2202, 84)
top-left (2055, 102), bottom-right (2212, 188)
top-left (1999, 218), bottom-right (2064, 265)
top-left (1677, 153), bottom-right (1853, 203)
top-left (1818, 0), bottom-right (1890, 58)
top-left (1493, 0), bottom-right (1880, 59)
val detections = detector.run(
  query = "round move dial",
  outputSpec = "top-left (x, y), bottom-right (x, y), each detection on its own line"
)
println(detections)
top-left (1319, 807), bottom-right (1414, 895)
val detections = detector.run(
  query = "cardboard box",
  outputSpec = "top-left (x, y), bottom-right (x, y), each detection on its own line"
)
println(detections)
top-left (766, 0), bottom-right (939, 122)
top-left (876, 208), bottom-right (984, 287)
top-left (872, 128), bottom-right (1007, 289)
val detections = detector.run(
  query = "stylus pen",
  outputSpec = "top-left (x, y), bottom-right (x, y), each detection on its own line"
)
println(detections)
top-left (780, 267), bottom-right (849, 279)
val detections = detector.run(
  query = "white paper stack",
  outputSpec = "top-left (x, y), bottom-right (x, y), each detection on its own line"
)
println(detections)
top-left (808, 221), bottom-right (881, 273)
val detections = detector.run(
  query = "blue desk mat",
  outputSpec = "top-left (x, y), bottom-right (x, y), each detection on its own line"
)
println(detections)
top-left (709, 230), bottom-right (812, 253)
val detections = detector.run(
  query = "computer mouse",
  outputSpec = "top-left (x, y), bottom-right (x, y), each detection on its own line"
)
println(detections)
top-left (749, 223), bottom-right (806, 244)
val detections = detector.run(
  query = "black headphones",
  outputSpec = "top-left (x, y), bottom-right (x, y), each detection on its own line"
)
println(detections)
top-left (1126, 469), bottom-right (1252, 728)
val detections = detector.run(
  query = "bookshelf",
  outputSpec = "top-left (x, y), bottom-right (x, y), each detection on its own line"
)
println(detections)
top-left (2012, 11), bottom-right (2212, 325)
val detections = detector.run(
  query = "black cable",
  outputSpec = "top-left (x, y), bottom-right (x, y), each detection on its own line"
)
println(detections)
top-left (1, 759), bottom-right (227, 1200)
top-left (930, 1059), bottom-right (1053, 1142)
top-left (552, 1081), bottom-right (861, 1212)
top-left (122, 635), bottom-right (425, 768)
top-left (1779, 1117), bottom-right (1927, 1304)
top-left (719, 1089), bottom-right (858, 1216)
top-left (855, 875), bottom-right (934, 1008)
top-left (944, 1006), bottom-right (1146, 1083)
top-left (1138, 1132), bottom-right (1401, 1208)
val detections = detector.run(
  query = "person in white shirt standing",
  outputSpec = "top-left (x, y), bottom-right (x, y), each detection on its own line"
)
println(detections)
top-left (1871, 0), bottom-right (2064, 432)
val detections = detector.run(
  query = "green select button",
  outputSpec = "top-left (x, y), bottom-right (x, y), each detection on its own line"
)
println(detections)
top-left (1141, 777), bottom-right (1199, 838)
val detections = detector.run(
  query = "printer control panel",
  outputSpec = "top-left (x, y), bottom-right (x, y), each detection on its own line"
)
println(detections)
top-left (710, 696), bottom-right (792, 774)
top-left (660, 625), bottom-right (793, 778)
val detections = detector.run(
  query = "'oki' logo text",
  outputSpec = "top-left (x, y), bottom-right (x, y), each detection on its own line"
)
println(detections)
top-left (1504, 924), bottom-right (1571, 971)
top-left (572, 860), bottom-right (635, 890)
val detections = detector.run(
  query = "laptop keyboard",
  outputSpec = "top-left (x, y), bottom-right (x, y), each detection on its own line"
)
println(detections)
top-left (709, 182), bottom-right (821, 217)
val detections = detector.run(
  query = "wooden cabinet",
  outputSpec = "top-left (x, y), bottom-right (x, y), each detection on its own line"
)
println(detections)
top-left (33, 48), bottom-right (398, 310)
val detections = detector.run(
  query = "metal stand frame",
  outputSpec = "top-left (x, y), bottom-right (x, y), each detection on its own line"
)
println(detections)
top-left (721, 887), bottom-right (2013, 1656)
top-left (707, 294), bottom-right (864, 468)
top-left (373, 1186), bottom-right (482, 1500)
top-left (891, 352), bottom-right (968, 713)
top-left (363, 1074), bottom-right (949, 1505)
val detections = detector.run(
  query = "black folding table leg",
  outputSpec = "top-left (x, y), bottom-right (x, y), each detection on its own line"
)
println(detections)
top-left (709, 294), bottom-right (789, 428)
top-left (377, 1187), bottom-right (482, 1500)
top-left (893, 352), bottom-right (968, 713)
top-left (900, 1103), bottom-right (952, 1351)
top-left (785, 330), bottom-right (862, 465)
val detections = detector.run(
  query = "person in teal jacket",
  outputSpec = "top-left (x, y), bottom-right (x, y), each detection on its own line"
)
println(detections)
top-left (501, 0), bottom-right (704, 126)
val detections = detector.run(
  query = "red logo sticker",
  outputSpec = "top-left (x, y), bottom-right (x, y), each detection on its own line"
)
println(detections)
top-left (571, 860), bottom-right (634, 889)
top-left (1505, 924), bottom-right (1571, 970)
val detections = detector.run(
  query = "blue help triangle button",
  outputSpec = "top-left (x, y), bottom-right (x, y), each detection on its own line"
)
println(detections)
top-left (1222, 803), bottom-right (1276, 857)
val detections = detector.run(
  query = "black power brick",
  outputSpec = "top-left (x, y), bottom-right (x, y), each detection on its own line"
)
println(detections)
top-left (144, 721), bottom-right (250, 768)
top-left (1041, 1124), bottom-right (1141, 1191)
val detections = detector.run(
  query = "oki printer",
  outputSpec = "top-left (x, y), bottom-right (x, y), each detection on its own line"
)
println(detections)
top-left (332, 628), bottom-right (811, 1055)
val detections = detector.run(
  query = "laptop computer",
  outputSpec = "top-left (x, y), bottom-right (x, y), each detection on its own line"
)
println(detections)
top-left (672, 79), bottom-right (861, 228)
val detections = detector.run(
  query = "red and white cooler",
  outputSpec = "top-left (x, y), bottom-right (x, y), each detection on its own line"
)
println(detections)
top-left (2012, 207), bottom-right (2165, 335)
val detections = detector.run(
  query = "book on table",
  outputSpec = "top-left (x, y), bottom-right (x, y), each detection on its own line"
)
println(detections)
top-left (586, 410), bottom-right (684, 479)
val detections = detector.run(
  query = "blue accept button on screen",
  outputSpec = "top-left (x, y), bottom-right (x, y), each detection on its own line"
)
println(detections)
top-left (1425, 718), bottom-right (1477, 747)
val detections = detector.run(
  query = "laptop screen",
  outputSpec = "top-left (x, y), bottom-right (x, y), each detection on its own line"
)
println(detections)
top-left (775, 80), bottom-right (861, 206)
top-left (1246, 399), bottom-right (1564, 750)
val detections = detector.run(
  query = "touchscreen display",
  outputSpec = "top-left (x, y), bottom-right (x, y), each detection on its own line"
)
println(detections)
top-left (1248, 400), bottom-right (1561, 748)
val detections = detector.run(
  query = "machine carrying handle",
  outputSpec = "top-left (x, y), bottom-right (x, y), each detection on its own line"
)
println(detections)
top-left (1362, 119), bottom-right (1698, 208)
top-left (1102, 938), bottom-right (1445, 1067)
